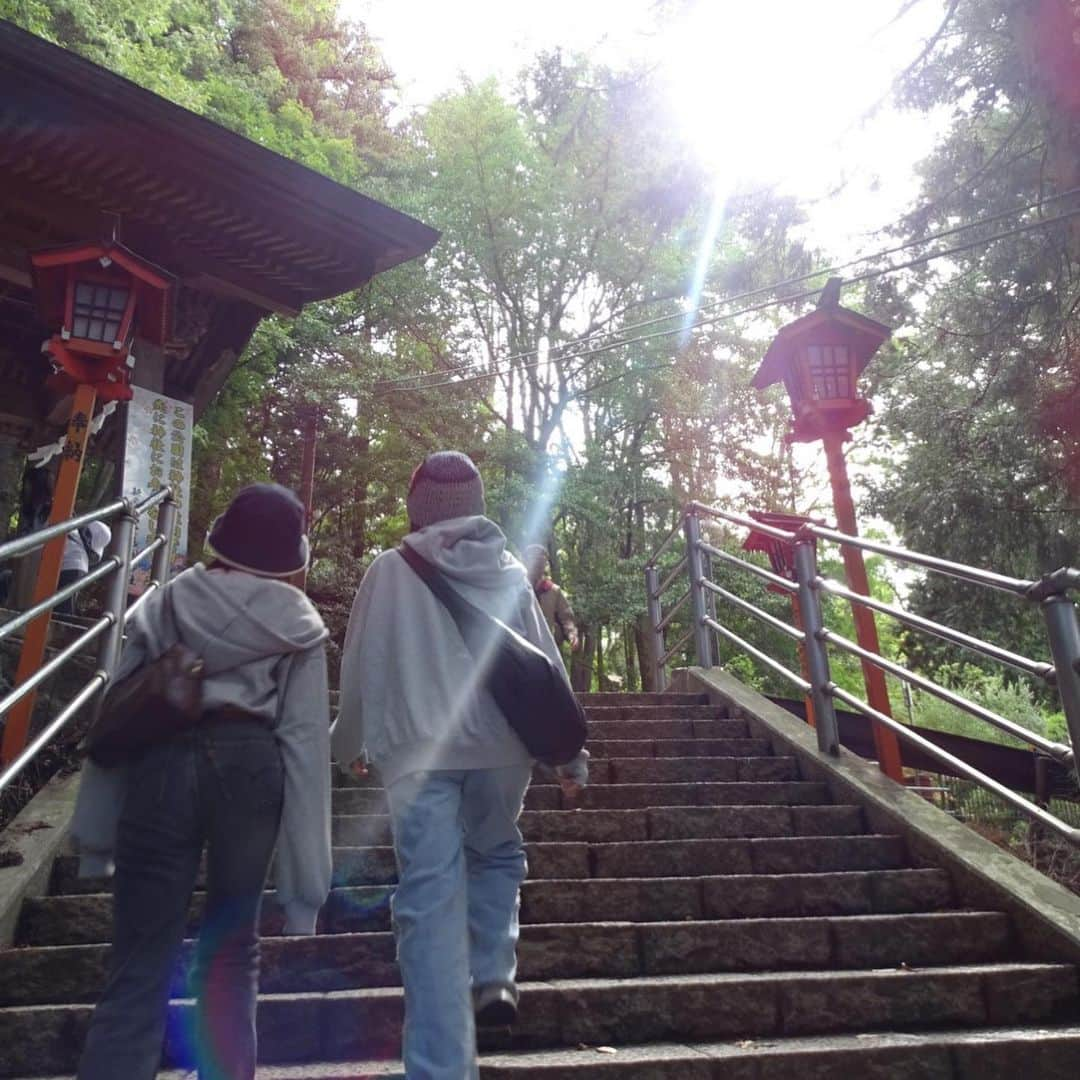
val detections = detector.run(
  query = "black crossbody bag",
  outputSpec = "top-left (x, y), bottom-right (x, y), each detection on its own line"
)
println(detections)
top-left (398, 545), bottom-right (586, 766)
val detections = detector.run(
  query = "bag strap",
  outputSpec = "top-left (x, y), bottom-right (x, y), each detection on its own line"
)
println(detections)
top-left (397, 544), bottom-right (472, 638)
top-left (398, 545), bottom-right (538, 658)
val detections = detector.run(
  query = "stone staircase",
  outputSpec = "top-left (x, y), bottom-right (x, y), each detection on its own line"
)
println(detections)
top-left (2, 691), bottom-right (1080, 1077)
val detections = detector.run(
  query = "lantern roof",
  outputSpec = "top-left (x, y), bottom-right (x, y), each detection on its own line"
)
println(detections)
top-left (752, 297), bottom-right (891, 391)
top-left (30, 240), bottom-right (176, 345)
top-left (742, 511), bottom-right (817, 547)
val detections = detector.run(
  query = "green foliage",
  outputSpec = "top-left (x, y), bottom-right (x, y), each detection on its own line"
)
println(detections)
top-left (905, 662), bottom-right (1053, 749)
top-left (0, 0), bottom-right (394, 185)
top-left (863, 0), bottom-right (1080, 692)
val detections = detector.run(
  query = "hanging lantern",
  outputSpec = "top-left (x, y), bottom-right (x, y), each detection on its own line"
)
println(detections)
top-left (30, 240), bottom-right (175, 402)
top-left (752, 278), bottom-right (890, 443)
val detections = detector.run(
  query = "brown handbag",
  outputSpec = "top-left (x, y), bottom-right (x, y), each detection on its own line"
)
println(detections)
top-left (80, 586), bottom-right (205, 768)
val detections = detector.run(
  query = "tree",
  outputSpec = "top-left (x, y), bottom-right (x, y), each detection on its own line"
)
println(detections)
top-left (862, 0), bottom-right (1080, 687)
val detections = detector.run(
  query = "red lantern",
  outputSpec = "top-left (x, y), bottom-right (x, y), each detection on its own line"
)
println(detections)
top-left (30, 241), bottom-right (175, 402)
top-left (752, 281), bottom-right (890, 443)
top-left (741, 510), bottom-right (819, 590)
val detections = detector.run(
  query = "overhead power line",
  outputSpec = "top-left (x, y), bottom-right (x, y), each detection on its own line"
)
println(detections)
top-left (375, 186), bottom-right (1080, 395)
top-left (371, 200), bottom-right (1080, 399)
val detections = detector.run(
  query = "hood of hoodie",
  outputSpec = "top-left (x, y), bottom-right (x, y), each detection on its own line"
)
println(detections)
top-left (141, 564), bottom-right (327, 676)
top-left (401, 515), bottom-right (526, 593)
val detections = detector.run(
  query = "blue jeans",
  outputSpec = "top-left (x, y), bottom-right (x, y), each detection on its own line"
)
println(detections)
top-left (387, 764), bottom-right (533, 1080)
top-left (78, 721), bottom-right (284, 1080)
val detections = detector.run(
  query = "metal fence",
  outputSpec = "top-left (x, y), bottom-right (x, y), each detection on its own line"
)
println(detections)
top-left (644, 501), bottom-right (1080, 847)
top-left (0, 489), bottom-right (176, 796)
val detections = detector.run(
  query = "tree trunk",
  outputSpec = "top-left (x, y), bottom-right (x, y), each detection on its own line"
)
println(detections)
top-left (624, 623), bottom-right (639, 691)
top-left (570, 626), bottom-right (594, 692)
top-left (352, 434), bottom-right (370, 559)
top-left (595, 625), bottom-right (605, 689)
top-left (635, 613), bottom-right (658, 692)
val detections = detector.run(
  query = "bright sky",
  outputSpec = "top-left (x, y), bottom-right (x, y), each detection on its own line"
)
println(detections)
top-left (350, 0), bottom-right (951, 254)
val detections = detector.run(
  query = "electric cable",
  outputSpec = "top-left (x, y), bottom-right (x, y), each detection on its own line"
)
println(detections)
top-left (374, 200), bottom-right (1080, 398)
top-left (374, 186), bottom-right (1080, 393)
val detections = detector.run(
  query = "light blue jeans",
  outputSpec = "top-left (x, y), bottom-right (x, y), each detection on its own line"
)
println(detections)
top-left (386, 763), bottom-right (532, 1080)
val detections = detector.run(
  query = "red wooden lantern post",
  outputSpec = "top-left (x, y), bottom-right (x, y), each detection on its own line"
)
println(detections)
top-left (1, 241), bottom-right (174, 765)
top-left (743, 511), bottom-right (821, 729)
top-left (752, 279), bottom-right (904, 782)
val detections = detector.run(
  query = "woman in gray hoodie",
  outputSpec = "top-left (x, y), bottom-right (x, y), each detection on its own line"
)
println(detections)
top-left (72, 484), bottom-right (332, 1080)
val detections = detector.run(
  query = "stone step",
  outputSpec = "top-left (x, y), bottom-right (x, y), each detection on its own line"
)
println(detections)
top-left (335, 755), bottom-right (800, 791)
top-left (577, 693), bottom-right (708, 706)
top-left (331, 780), bottom-right (834, 816)
top-left (16, 1024), bottom-right (1080, 1079)
top-left (0, 965), bottom-right (1074, 1075)
top-left (582, 705), bottom-right (727, 722)
top-left (19, 869), bottom-right (954, 946)
top-left (330, 805), bottom-right (866, 847)
top-left (0, 913), bottom-right (1015, 1007)
top-left (586, 737), bottom-right (774, 759)
top-left (545, 757), bottom-right (801, 786)
top-left (50, 835), bottom-right (907, 895)
top-left (588, 718), bottom-right (750, 741)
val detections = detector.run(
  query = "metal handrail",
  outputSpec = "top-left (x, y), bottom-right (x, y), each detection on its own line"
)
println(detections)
top-left (659, 628), bottom-right (694, 668)
top-left (815, 576), bottom-right (1056, 682)
top-left (703, 616), bottom-right (810, 693)
top-left (831, 685), bottom-right (1080, 846)
top-left (821, 628), bottom-right (1074, 765)
top-left (687, 500), bottom-right (795, 542)
top-left (0, 556), bottom-right (120, 644)
top-left (654, 555), bottom-right (689, 599)
top-left (0, 677), bottom-right (106, 794)
top-left (680, 499), bottom-right (1043, 597)
top-left (701, 542), bottom-right (797, 594)
top-left (645, 518), bottom-right (688, 568)
top-left (700, 578), bottom-right (805, 642)
top-left (0, 499), bottom-right (128, 564)
top-left (641, 499), bottom-right (1080, 848)
top-left (805, 523), bottom-right (1036, 597)
top-left (0, 615), bottom-right (112, 719)
top-left (0, 489), bottom-right (176, 798)
top-left (0, 488), bottom-right (169, 566)
top-left (657, 590), bottom-right (690, 632)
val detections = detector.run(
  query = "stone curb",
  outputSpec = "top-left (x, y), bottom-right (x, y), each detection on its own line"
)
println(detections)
top-left (0, 771), bottom-right (80, 946)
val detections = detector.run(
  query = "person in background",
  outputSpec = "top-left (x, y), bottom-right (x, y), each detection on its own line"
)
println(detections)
top-left (332, 451), bottom-right (588, 1080)
top-left (57, 520), bottom-right (112, 615)
top-left (524, 544), bottom-right (579, 651)
top-left (71, 483), bottom-right (332, 1080)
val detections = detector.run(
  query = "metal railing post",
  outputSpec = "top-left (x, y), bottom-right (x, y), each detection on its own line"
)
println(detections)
top-left (793, 538), bottom-right (840, 756)
top-left (683, 509), bottom-right (713, 668)
top-left (701, 546), bottom-right (718, 667)
top-left (150, 495), bottom-right (177, 588)
top-left (95, 501), bottom-right (137, 679)
top-left (1040, 589), bottom-right (1080, 783)
top-left (644, 565), bottom-right (667, 691)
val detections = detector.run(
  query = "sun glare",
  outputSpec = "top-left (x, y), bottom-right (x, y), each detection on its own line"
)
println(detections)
top-left (662, 3), bottom-right (903, 192)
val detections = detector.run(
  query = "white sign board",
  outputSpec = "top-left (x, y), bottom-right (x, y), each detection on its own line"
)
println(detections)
top-left (123, 386), bottom-right (194, 565)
